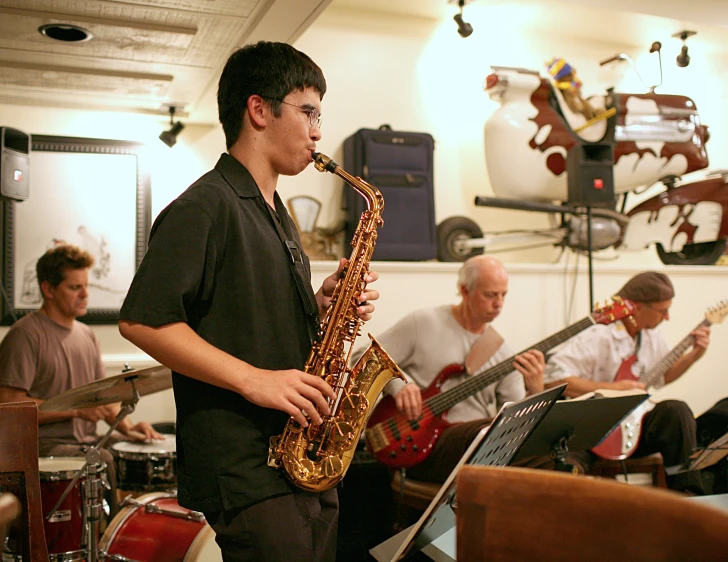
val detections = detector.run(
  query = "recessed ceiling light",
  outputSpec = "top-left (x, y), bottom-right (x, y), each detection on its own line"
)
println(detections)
top-left (38, 24), bottom-right (93, 43)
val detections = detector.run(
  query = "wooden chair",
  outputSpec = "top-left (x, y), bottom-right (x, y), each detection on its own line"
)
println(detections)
top-left (590, 452), bottom-right (668, 488)
top-left (456, 464), bottom-right (728, 562)
top-left (0, 401), bottom-right (49, 560)
top-left (0, 492), bottom-right (21, 547)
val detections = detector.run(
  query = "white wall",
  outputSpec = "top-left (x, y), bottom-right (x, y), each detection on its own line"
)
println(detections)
top-left (1, 2), bottom-right (727, 425)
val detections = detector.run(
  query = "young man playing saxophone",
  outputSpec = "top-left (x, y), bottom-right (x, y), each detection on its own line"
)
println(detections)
top-left (118, 42), bottom-right (379, 561)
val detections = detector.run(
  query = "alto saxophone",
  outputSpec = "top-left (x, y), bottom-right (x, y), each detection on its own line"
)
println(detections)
top-left (268, 151), bottom-right (405, 492)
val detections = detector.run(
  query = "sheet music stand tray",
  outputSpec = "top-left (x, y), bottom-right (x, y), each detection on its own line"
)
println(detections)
top-left (370, 384), bottom-right (567, 562)
top-left (512, 392), bottom-right (649, 464)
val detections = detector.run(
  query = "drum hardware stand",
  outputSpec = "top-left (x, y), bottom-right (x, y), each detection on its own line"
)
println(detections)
top-left (46, 378), bottom-right (143, 562)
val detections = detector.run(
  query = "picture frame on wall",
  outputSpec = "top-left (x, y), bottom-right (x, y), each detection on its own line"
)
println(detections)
top-left (0, 135), bottom-right (151, 325)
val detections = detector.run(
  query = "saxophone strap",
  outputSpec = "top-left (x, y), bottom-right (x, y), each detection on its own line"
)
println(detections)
top-left (266, 193), bottom-right (321, 343)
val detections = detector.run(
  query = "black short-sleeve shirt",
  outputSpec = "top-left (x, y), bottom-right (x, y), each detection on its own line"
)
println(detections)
top-left (120, 154), bottom-right (320, 513)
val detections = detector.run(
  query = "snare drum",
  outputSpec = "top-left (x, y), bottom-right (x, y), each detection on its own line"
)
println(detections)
top-left (111, 435), bottom-right (177, 491)
top-left (99, 492), bottom-right (222, 562)
top-left (4, 457), bottom-right (94, 562)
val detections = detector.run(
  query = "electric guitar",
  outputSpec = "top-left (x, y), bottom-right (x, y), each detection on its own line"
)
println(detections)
top-left (365, 299), bottom-right (637, 469)
top-left (591, 300), bottom-right (728, 461)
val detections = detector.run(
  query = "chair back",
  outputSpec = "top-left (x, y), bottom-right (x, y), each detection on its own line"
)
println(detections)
top-left (456, 465), bottom-right (728, 562)
top-left (0, 401), bottom-right (49, 560)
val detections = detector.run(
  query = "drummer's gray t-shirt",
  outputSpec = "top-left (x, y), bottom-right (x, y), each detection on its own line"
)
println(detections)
top-left (0, 311), bottom-right (106, 447)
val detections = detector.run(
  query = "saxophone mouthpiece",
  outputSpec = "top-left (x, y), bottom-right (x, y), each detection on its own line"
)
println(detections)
top-left (312, 151), bottom-right (338, 174)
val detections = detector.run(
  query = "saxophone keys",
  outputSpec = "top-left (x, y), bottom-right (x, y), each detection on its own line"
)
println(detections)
top-left (331, 421), bottom-right (356, 445)
top-left (321, 455), bottom-right (344, 478)
top-left (297, 458), bottom-right (317, 479)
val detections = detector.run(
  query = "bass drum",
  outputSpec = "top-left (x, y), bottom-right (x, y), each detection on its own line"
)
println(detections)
top-left (98, 492), bottom-right (222, 562)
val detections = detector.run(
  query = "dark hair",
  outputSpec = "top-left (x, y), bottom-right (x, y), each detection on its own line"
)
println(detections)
top-left (217, 41), bottom-right (327, 149)
top-left (36, 244), bottom-right (94, 289)
top-left (616, 271), bottom-right (674, 304)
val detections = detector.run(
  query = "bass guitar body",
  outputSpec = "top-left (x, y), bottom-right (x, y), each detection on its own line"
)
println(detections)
top-left (591, 356), bottom-right (653, 460)
top-left (364, 364), bottom-right (462, 469)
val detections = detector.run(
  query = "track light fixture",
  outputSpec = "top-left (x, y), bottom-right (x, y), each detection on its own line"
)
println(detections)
top-left (672, 30), bottom-right (696, 68)
top-left (453, 0), bottom-right (473, 38)
top-left (159, 106), bottom-right (185, 148)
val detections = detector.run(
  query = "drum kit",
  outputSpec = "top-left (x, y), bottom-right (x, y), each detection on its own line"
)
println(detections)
top-left (1, 366), bottom-right (221, 562)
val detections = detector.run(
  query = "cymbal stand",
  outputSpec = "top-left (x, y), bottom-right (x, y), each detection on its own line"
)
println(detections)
top-left (46, 377), bottom-right (142, 562)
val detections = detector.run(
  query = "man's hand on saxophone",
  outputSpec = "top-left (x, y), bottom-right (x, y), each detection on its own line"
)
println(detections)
top-left (316, 257), bottom-right (380, 322)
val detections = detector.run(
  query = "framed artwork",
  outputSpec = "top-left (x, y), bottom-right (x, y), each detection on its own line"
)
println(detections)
top-left (0, 135), bottom-right (151, 324)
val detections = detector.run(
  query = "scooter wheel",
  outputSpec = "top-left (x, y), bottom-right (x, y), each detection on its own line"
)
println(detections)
top-left (437, 216), bottom-right (484, 262)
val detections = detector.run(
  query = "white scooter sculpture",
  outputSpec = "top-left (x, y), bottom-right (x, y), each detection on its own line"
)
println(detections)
top-left (438, 44), bottom-right (727, 265)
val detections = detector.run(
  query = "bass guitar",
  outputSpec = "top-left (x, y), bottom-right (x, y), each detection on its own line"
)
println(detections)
top-left (365, 299), bottom-right (636, 469)
top-left (591, 300), bottom-right (728, 460)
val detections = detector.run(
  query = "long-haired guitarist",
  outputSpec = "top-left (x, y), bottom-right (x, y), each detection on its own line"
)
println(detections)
top-left (544, 271), bottom-right (710, 494)
top-left (353, 256), bottom-right (545, 483)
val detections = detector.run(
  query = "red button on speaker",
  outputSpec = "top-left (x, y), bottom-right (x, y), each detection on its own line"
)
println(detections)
top-left (593, 178), bottom-right (604, 189)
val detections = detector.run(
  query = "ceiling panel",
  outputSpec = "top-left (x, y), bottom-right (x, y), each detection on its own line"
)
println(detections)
top-left (0, 0), bottom-right (331, 120)
top-left (0, 0), bottom-right (722, 122)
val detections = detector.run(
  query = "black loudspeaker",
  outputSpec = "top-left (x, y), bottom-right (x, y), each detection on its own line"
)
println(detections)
top-left (566, 143), bottom-right (614, 207)
top-left (0, 127), bottom-right (31, 201)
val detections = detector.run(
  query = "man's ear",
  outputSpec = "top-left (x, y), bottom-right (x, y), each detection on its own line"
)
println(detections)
top-left (40, 280), bottom-right (54, 301)
top-left (246, 94), bottom-right (267, 128)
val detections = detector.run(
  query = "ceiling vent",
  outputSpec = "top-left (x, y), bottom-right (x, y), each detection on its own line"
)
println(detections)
top-left (38, 24), bottom-right (93, 43)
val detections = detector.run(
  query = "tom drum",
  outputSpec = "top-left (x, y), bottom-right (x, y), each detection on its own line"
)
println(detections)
top-left (112, 435), bottom-right (177, 492)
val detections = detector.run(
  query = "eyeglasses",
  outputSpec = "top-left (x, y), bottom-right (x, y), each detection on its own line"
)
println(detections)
top-left (644, 303), bottom-right (670, 317)
top-left (277, 100), bottom-right (322, 129)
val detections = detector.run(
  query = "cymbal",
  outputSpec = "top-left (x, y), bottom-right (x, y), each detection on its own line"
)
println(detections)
top-left (39, 365), bottom-right (173, 412)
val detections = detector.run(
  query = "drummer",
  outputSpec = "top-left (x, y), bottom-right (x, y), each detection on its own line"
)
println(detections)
top-left (0, 243), bottom-right (162, 515)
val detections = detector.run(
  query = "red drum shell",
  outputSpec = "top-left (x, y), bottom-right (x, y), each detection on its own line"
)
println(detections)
top-left (99, 492), bottom-right (220, 562)
top-left (39, 456), bottom-right (88, 558)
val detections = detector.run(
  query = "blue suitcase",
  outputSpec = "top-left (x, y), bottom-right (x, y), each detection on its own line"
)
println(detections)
top-left (343, 125), bottom-right (437, 261)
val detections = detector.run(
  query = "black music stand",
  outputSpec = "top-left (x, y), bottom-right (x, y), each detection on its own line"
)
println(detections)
top-left (369, 384), bottom-right (567, 562)
top-left (512, 391), bottom-right (649, 467)
top-left (666, 429), bottom-right (728, 476)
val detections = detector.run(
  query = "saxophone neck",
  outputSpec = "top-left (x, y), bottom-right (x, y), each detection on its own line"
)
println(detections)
top-left (312, 152), bottom-right (383, 214)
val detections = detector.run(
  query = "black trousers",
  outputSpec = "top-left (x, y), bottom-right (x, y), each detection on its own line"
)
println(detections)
top-left (203, 487), bottom-right (339, 562)
top-left (632, 399), bottom-right (703, 493)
